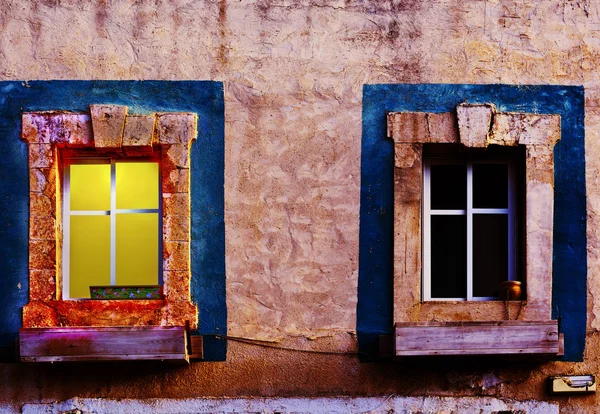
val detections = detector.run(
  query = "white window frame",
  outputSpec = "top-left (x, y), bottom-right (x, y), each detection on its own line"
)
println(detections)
top-left (422, 158), bottom-right (517, 301)
top-left (62, 157), bottom-right (162, 300)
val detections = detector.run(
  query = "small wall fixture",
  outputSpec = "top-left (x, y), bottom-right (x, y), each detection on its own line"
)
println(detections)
top-left (549, 375), bottom-right (596, 394)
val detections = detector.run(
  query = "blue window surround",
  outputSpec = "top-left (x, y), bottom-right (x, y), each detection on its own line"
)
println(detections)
top-left (358, 84), bottom-right (586, 361)
top-left (0, 81), bottom-right (226, 361)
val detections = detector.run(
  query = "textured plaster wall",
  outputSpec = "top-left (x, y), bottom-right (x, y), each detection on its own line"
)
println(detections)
top-left (1, 0), bottom-right (600, 412)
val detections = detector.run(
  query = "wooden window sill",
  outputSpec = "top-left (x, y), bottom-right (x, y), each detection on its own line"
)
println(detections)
top-left (395, 320), bottom-right (563, 357)
top-left (19, 326), bottom-right (194, 362)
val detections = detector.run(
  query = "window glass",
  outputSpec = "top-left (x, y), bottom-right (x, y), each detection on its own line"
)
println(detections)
top-left (70, 164), bottom-right (111, 211)
top-left (116, 213), bottom-right (159, 286)
top-left (70, 215), bottom-right (111, 298)
top-left (430, 215), bottom-right (467, 299)
top-left (473, 214), bottom-right (508, 298)
top-left (473, 164), bottom-right (508, 209)
top-left (430, 164), bottom-right (466, 210)
top-left (116, 162), bottom-right (159, 209)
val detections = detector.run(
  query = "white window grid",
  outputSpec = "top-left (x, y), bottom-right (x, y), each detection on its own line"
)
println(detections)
top-left (62, 158), bottom-right (162, 300)
top-left (422, 159), bottom-right (517, 301)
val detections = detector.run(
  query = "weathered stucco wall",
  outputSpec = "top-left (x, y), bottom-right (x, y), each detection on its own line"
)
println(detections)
top-left (1, 0), bottom-right (600, 412)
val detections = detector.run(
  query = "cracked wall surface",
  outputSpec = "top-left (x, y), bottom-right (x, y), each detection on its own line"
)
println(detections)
top-left (0, 1), bottom-right (599, 412)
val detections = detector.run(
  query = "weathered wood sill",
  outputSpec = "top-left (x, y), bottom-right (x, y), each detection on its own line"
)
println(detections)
top-left (395, 320), bottom-right (563, 357)
top-left (19, 326), bottom-right (197, 362)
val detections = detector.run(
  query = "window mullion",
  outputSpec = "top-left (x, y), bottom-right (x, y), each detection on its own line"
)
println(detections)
top-left (508, 162), bottom-right (516, 282)
top-left (466, 162), bottom-right (473, 301)
top-left (62, 165), bottom-right (71, 300)
top-left (110, 160), bottom-right (117, 286)
top-left (423, 161), bottom-right (432, 301)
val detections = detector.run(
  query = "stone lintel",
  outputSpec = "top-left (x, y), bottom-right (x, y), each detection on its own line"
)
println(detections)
top-left (22, 112), bottom-right (93, 147)
top-left (90, 104), bottom-right (128, 150)
top-left (456, 103), bottom-right (494, 148)
top-left (491, 113), bottom-right (561, 147)
top-left (157, 113), bottom-right (198, 145)
top-left (387, 112), bottom-right (458, 144)
top-left (122, 114), bottom-right (156, 155)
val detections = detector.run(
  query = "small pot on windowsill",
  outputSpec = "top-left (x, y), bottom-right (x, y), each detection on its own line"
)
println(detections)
top-left (499, 281), bottom-right (523, 301)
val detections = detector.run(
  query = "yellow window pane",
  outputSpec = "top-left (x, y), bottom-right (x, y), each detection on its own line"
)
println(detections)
top-left (70, 215), bottom-right (111, 299)
top-left (116, 162), bottom-right (159, 209)
top-left (70, 164), bottom-right (111, 211)
top-left (116, 213), bottom-right (159, 286)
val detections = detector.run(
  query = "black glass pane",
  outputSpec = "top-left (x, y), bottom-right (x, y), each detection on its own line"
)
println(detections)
top-left (473, 214), bottom-right (508, 298)
top-left (430, 164), bottom-right (467, 210)
top-left (473, 164), bottom-right (508, 208)
top-left (431, 215), bottom-right (466, 299)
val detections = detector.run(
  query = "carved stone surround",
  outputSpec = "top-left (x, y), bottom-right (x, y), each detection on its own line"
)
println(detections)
top-left (387, 104), bottom-right (561, 323)
top-left (21, 105), bottom-right (198, 329)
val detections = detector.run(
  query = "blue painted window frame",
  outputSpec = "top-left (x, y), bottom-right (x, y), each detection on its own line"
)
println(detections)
top-left (358, 84), bottom-right (586, 361)
top-left (0, 81), bottom-right (226, 361)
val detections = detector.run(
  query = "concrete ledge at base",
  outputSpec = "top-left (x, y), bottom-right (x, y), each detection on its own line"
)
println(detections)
top-left (395, 320), bottom-right (563, 357)
top-left (19, 326), bottom-right (188, 362)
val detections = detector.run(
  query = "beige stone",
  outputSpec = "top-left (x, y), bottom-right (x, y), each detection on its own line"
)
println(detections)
top-left (157, 113), bottom-right (197, 145)
top-left (28, 144), bottom-right (54, 168)
top-left (162, 167), bottom-right (190, 194)
top-left (164, 215), bottom-right (190, 242)
top-left (388, 112), bottom-right (428, 143)
top-left (29, 269), bottom-right (56, 301)
top-left (163, 193), bottom-right (190, 217)
top-left (90, 104), bottom-right (128, 150)
top-left (29, 240), bottom-right (56, 270)
top-left (427, 112), bottom-right (459, 144)
top-left (456, 103), bottom-right (494, 148)
top-left (491, 113), bottom-right (561, 147)
top-left (61, 114), bottom-right (94, 147)
top-left (29, 168), bottom-right (48, 193)
top-left (122, 114), bottom-right (155, 154)
top-left (163, 271), bottom-right (191, 301)
top-left (29, 215), bottom-right (56, 241)
top-left (166, 143), bottom-right (190, 168)
top-left (163, 241), bottom-right (190, 271)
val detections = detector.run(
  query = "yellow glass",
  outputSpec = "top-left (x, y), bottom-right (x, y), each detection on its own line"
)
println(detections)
top-left (116, 213), bottom-right (159, 286)
top-left (116, 162), bottom-right (159, 210)
top-left (70, 215), bottom-right (111, 298)
top-left (70, 164), bottom-right (111, 211)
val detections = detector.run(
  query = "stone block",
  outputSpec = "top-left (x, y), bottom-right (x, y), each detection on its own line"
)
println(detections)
top-left (456, 103), bottom-right (494, 148)
top-left (30, 215), bottom-right (56, 240)
top-left (22, 113), bottom-right (48, 144)
top-left (23, 113), bottom-right (93, 147)
top-left (123, 114), bottom-right (156, 154)
top-left (29, 144), bottom-right (54, 168)
top-left (165, 300), bottom-right (198, 328)
top-left (166, 143), bottom-right (190, 168)
top-left (387, 112), bottom-right (428, 143)
top-left (156, 113), bottom-right (198, 145)
top-left (163, 215), bottom-right (190, 242)
top-left (163, 241), bottom-right (190, 271)
top-left (62, 114), bottom-right (93, 147)
top-left (162, 167), bottom-right (190, 194)
top-left (427, 112), bottom-right (459, 143)
top-left (517, 114), bottom-right (561, 146)
top-left (163, 271), bottom-right (191, 301)
top-left (163, 193), bottom-right (190, 217)
top-left (29, 168), bottom-right (49, 193)
top-left (30, 193), bottom-right (53, 217)
top-left (394, 143), bottom-right (422, 169)
top-left (29, 269), bottom-right (56, 301)
top-left (489, 113), bottom-right (520, 146)
top-left (90, 104), bottom-right (128, 150)
top-left (29, 240), bottom-right (56, 270)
